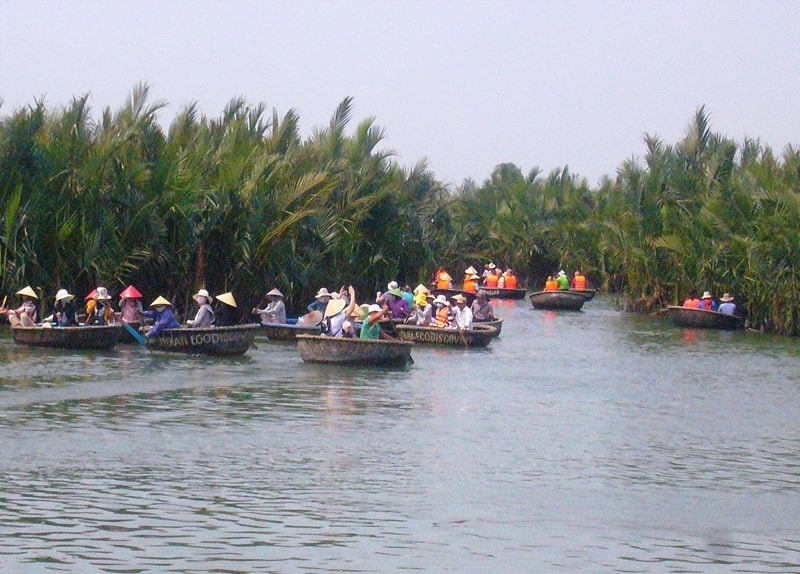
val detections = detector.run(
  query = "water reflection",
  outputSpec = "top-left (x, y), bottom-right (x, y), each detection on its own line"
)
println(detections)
top-left (0, 297), bottom-right (798, 572)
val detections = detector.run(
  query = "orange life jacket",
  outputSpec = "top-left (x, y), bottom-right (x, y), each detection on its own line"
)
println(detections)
top-left (683, 298), bottom-right (700, 308)
top-left (463, 278), bottom-right (478, 293)
top-left (437, 278), bottom-right (452, 289)
top-left (432, 306), bottom-right (449, 327)
top-left (574, 275), bottom-right (586, 290)
top-left (545, 279), bottom-right (558, 291)
top-left (503, 274), bottom-right (517, 289)
top-left (484, 274), bottom-right (499, 288)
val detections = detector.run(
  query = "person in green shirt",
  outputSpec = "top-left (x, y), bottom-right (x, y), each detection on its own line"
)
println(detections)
top-left (360, 304), bottom-right (385, 340)
top-left (556, 270), bottom-right (570, 290)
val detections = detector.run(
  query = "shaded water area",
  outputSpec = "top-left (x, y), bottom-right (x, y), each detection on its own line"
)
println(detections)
top-left (1, 296), bottom-right (799, 572)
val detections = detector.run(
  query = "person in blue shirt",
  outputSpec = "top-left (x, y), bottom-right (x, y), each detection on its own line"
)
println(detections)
top-left (717, 293), bottom-right (737, 316)
top-left (143, 296), bottom-right (180, 338)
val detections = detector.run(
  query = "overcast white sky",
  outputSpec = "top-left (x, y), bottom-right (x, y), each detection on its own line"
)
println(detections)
top-left (2, 0), bottom-right (798, 187)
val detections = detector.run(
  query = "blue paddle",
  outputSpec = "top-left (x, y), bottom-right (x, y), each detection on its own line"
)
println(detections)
top-left (123, 322), bottom-right (147, 345)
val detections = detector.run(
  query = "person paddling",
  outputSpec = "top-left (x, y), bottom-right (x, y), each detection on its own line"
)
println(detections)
top-left (143, 296), bottom-right (180, 338)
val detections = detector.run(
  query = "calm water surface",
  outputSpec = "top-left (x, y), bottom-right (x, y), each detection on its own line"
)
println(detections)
top-left (1, 296), bottom-right (798, 572)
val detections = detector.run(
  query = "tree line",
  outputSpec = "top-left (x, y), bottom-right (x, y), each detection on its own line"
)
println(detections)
top-left (1, 85), bottom-right (797, 333)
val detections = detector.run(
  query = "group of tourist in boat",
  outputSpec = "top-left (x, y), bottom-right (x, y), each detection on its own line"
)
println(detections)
top-left (543, 270), bottom-right (588, 291)
top-left (252, 280), bottom-right (498, 340)
top-left (682, 291), bottom-right (737, 315)
top-left (433, 263), bottom-right (519, 293)
top-left (0, 285), bottom-right (241, 338)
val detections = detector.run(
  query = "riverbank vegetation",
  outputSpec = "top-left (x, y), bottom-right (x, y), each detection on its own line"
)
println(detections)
top-left (1, 85), bottom-right (798, 333)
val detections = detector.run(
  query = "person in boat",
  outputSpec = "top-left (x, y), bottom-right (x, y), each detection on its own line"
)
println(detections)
top-left (570, 271), bottom-right (587, 290)
top-left (556, 270), bottom-right (570, 290)
top-left (384, 287), bottom-right (410, 320)
top-left (375, 281), bottom-right (399, 306)
top-left (499, 268), bottom-right (518, 289)
top-left (341, 320), bottom-right (357, 339)
top-left (186, 288), bottom-right (215, 328)
top-left (360, 304), bottom-right (389, 340)
top-left (254, 288), bottom-right (287, 324)
top-left (462, 266), bottom-right (479, 288)
top-left (699, 291), bottom-right (717, 311)
top-left (408, 291), bottom-right (434, 326)
top-left (463, 272), bottom-right (481, 294)
top-left (85, 287), bottom-right (116, 325)
top-left (430, 294), bottom-right (451, 328)
top-left (143, 296), bottom-right (180, 338)
top-left (718, 293), bottom-right (737, 316)
top-left (52, 289), bottom-right (79, 327)
top-left (481, 263), bottom-right (493, 280)
top-left (401, 284), bottom-right (414, 308)
top-left (435, 270), bottom-right (453, 290)
top-left (483, 267), bottom-right (501, 289)
top-left (323, 286), bottom-right (356, 337)
top-left (544, 275), bottom-right (558, 291)
top-left (215, 292), bottom-right (238, 326)
top-left (471, 289), bottom-right (496, 322)
top-left (2, 285), bottom-right (39, 327)
top-left (682, 291), bottom-right (701, 308)
top-left (119, 285), bottom-right (144, 323)
top-left (450, 294), bottom-right (473, 330)
top-left (412, 283), bottom-right (430, 307)
top-left (307, 287), bottom-right (332, 315)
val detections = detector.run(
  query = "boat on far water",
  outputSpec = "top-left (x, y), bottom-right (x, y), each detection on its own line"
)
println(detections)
top-left (667, 306), bottom-right (744, 330)
top-left (529, 290), bottom-right (586, 311)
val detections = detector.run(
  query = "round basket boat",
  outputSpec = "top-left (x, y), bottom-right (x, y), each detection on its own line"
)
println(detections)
top-left (393, 323), bottom-right (496, 347)
top-left (146, 324), bottom-right (259, 356)
top-left (12, 324), bottom-right (119, 350)
top-left (296, 335), bottom-right (414, 367)
top-left (666, 306), bottom-right (744, 330)
top-left (529, 290), bottom-right (586, 311)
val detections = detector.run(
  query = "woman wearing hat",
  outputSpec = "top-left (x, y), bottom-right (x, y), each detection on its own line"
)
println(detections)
top-left (215, 292), bottom-right (239, 326)
top-left (143, 296), bottom-right (180, 338)
top-left (699, 291), bottom-right (718, 311)
top-left (86, 287), bottom-right (116, 325)
top-left (187, 289), bottom-right (215, 328)
top-left (2, 286), bottom-right (39, 326)
top-left (254, 288), bottom-right (287, 324)
top-left (407, 291), bottom-right (434, 326)
top-left (307, 287), bottom-right (332, 315)
top-left (430, 294), bottom-right (451, 328)
top-left (119, 285), bottom-right (144, 323)
top-left (53, 289), bottom-right (79, 327)
top-left (323, 286), bottom-right (356, 337)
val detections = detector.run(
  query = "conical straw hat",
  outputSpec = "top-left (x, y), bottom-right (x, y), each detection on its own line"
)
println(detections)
top-left (324, 298), bottom-right (347, 318)
top-left (150, 295), bottom-right (172, 307)
top-left (119, 285), bottom-right (142, 299)
top-left (216, 292), bottom-right (237, 307)
top-left (413, 283), bottom-right (430, 295)
top-left (16, 286), bottom-right (38, 299)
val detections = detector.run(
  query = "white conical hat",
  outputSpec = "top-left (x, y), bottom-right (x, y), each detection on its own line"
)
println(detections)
top-left (16, 286), bottom-right (38, 299)
top-left (216, 292), bottom-right (237, 307)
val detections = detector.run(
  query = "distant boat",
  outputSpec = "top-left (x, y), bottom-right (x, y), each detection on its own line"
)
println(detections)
top-left (394, 323), bottom-right (497, 347)
top-left (529, 290), bottom-right (586, 311)
top-left (257, 311), bottom-right (323, 341)
top-left (569, 288), bottom-right (597, 301)
top-left (12, 324), bottom-right (119, 350)
top-left (478, 287), bottom-right (527, 300)
top-left (146, 324), bottom-right (259, 356)
top-left (667, 306), bottom-right (744, 330)
top-left (296, 335), bottom-right (414, 367)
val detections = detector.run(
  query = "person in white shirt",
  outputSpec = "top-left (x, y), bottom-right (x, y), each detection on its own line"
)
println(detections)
top-left (450, 294), bottom-right (473, 330)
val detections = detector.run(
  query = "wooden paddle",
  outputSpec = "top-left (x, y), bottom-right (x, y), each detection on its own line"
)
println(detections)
top-left (123, 322), bottom-right (147, 345)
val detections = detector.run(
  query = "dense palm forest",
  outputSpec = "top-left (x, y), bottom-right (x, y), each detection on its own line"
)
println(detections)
top-left (1, 85), bottom-right (798, 333)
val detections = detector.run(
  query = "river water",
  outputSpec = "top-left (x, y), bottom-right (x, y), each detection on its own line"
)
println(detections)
top-left (0, 296), bottom-right (798, 573)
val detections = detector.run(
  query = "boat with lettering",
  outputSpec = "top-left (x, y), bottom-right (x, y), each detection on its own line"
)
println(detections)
top-left (11, 324), bottom-right (119, 350)
top-left (146, 324), bottom-right (259, 355)
top-left (529, 290), bottom-right (586, 311)
top-left (296, 335), bottom-right (414, 367)
top-left (666, 306), bottom-right (744, 330)
top-left (394, 323), bottom-right (497, 347)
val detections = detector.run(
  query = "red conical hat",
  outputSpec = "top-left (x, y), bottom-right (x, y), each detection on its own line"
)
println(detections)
top-left (120, 285), bottom-right (143, 299)
top-left (84, 288), bottom-right (98, 301)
